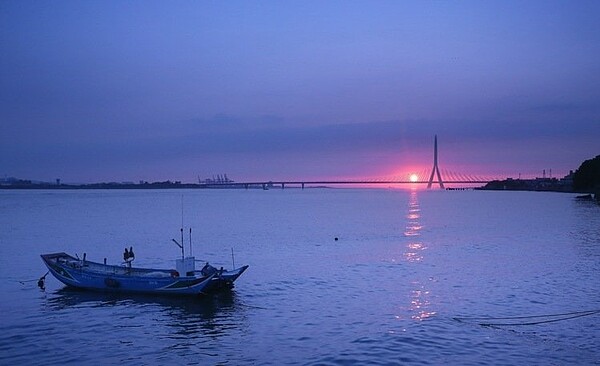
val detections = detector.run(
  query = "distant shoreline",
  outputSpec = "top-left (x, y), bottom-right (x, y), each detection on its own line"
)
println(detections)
top-left (0, 182), bottom-right (579, 193)
top-left (0, 181), bottom-right (329, 190)
top-left (0, 177), bottom-right (594, 195)
top-left (0, 182), bottom-right (260, 190)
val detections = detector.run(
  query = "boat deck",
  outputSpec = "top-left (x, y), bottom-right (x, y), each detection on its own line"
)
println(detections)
top-left (42, 252), bottom-right (177, 278)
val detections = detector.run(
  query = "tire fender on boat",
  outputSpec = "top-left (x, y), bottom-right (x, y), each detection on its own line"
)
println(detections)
top-left (170, 270), bottom-right (179, 278)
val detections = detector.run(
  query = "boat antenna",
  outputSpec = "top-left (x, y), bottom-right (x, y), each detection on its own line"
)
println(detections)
top-left (181, 195), bottom-right (185, 258)
top-left (172, 196), bottom-right (186, 260)
top-left (181, 194), bottom-right (184, 231)
top-left (180, 227), bottom-right (184, 258)
top-left (189, 227), bottom-right (193, 256)
top-left (231, 247), bottom-right (235, 269)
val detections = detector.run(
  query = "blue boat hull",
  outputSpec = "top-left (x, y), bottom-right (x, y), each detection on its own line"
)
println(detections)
top-left (41, 253), bottom-right (216, 296)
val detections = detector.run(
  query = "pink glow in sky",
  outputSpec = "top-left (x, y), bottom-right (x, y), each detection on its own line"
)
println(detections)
top-left (1, 1), bottom-right (599, 183)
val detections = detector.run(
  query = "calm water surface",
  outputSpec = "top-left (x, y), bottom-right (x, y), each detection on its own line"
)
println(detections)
top-left (0, 189), bottom-right (598, 365)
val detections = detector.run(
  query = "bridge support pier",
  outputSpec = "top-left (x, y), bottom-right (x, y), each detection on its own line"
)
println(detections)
top-left (301, 183), bottom-right (304, 190)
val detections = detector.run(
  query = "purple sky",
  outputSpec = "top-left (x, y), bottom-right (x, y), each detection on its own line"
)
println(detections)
top-left (1, 1), bottom-right (599, 183)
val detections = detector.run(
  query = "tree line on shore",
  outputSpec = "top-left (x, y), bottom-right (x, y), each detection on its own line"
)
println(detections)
top-left (573, 155), bottom-right (600, 192)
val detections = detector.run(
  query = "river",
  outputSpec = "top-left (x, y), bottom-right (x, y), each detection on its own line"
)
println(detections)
top-left (0, 188), bottom-right (598, 365)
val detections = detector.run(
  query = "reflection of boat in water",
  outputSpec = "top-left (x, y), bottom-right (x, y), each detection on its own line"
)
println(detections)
top-left (46, 286), bottom-right (238, 314)
top-left (41, 252), bottom-right (248, 296)
top-left (45, 287), bottom-right (243, 337)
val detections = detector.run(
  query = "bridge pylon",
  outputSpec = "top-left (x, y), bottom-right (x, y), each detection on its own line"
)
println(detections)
top-left (427, 135), bottom-right (445, 189)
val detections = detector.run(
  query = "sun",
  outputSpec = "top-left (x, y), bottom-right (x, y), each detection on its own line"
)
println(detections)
top-left (409, 174), bottom-right (419, 182)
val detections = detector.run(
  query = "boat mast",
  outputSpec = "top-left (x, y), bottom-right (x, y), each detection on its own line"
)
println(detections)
top-left (172, 235), bottom-right (184, 260)
top-left (180, 228), bottom-right (184, 258)
top-left (181, 196), bottom-right (184, 256)
top-left (189, 228), bottom-right (193, 257)
top-left (172, 196), bottom-right (186, 260)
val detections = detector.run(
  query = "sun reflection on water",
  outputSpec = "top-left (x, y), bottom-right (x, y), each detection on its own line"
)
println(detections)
top-left (409, 283), bottom-right (437, 321)
top-left (404, 191), bottom-right (425, 262)
top-left (397, 190), bottom-right (436, 321)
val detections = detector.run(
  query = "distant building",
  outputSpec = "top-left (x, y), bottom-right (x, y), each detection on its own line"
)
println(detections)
top-left (560, 170), bottom-right (574, 187)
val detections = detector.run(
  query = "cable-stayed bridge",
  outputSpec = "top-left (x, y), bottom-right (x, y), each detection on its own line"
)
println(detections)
top-left (202, 136), bottom-right (505, 189)
top-left (217, 173), bottom-right (500, 190)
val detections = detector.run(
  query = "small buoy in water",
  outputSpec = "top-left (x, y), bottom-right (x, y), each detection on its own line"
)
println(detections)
top-left (334, 237), bottom-right (338, 241)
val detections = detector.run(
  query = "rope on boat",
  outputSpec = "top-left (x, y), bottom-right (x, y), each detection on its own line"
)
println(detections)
top-left (18, 278), bottom-right (40, 284)
top-left (37, 271), bottom-right (49, 289)
top-left (453, 309), bottom-right (600, 326)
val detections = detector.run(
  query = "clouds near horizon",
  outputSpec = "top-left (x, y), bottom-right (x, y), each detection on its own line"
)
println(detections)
top-left (1, 1), bottom-right (599, 182)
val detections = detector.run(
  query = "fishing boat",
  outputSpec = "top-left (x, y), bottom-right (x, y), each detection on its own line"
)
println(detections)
top-left (40, 228), bottom-right (249, 296)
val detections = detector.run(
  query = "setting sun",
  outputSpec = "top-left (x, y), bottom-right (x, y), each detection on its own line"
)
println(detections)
top-left (409, 174), bottom-right (419, 182)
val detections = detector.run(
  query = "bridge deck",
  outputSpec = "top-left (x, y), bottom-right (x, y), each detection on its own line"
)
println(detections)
top-left (200, 180), bottom-right (490, 188)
